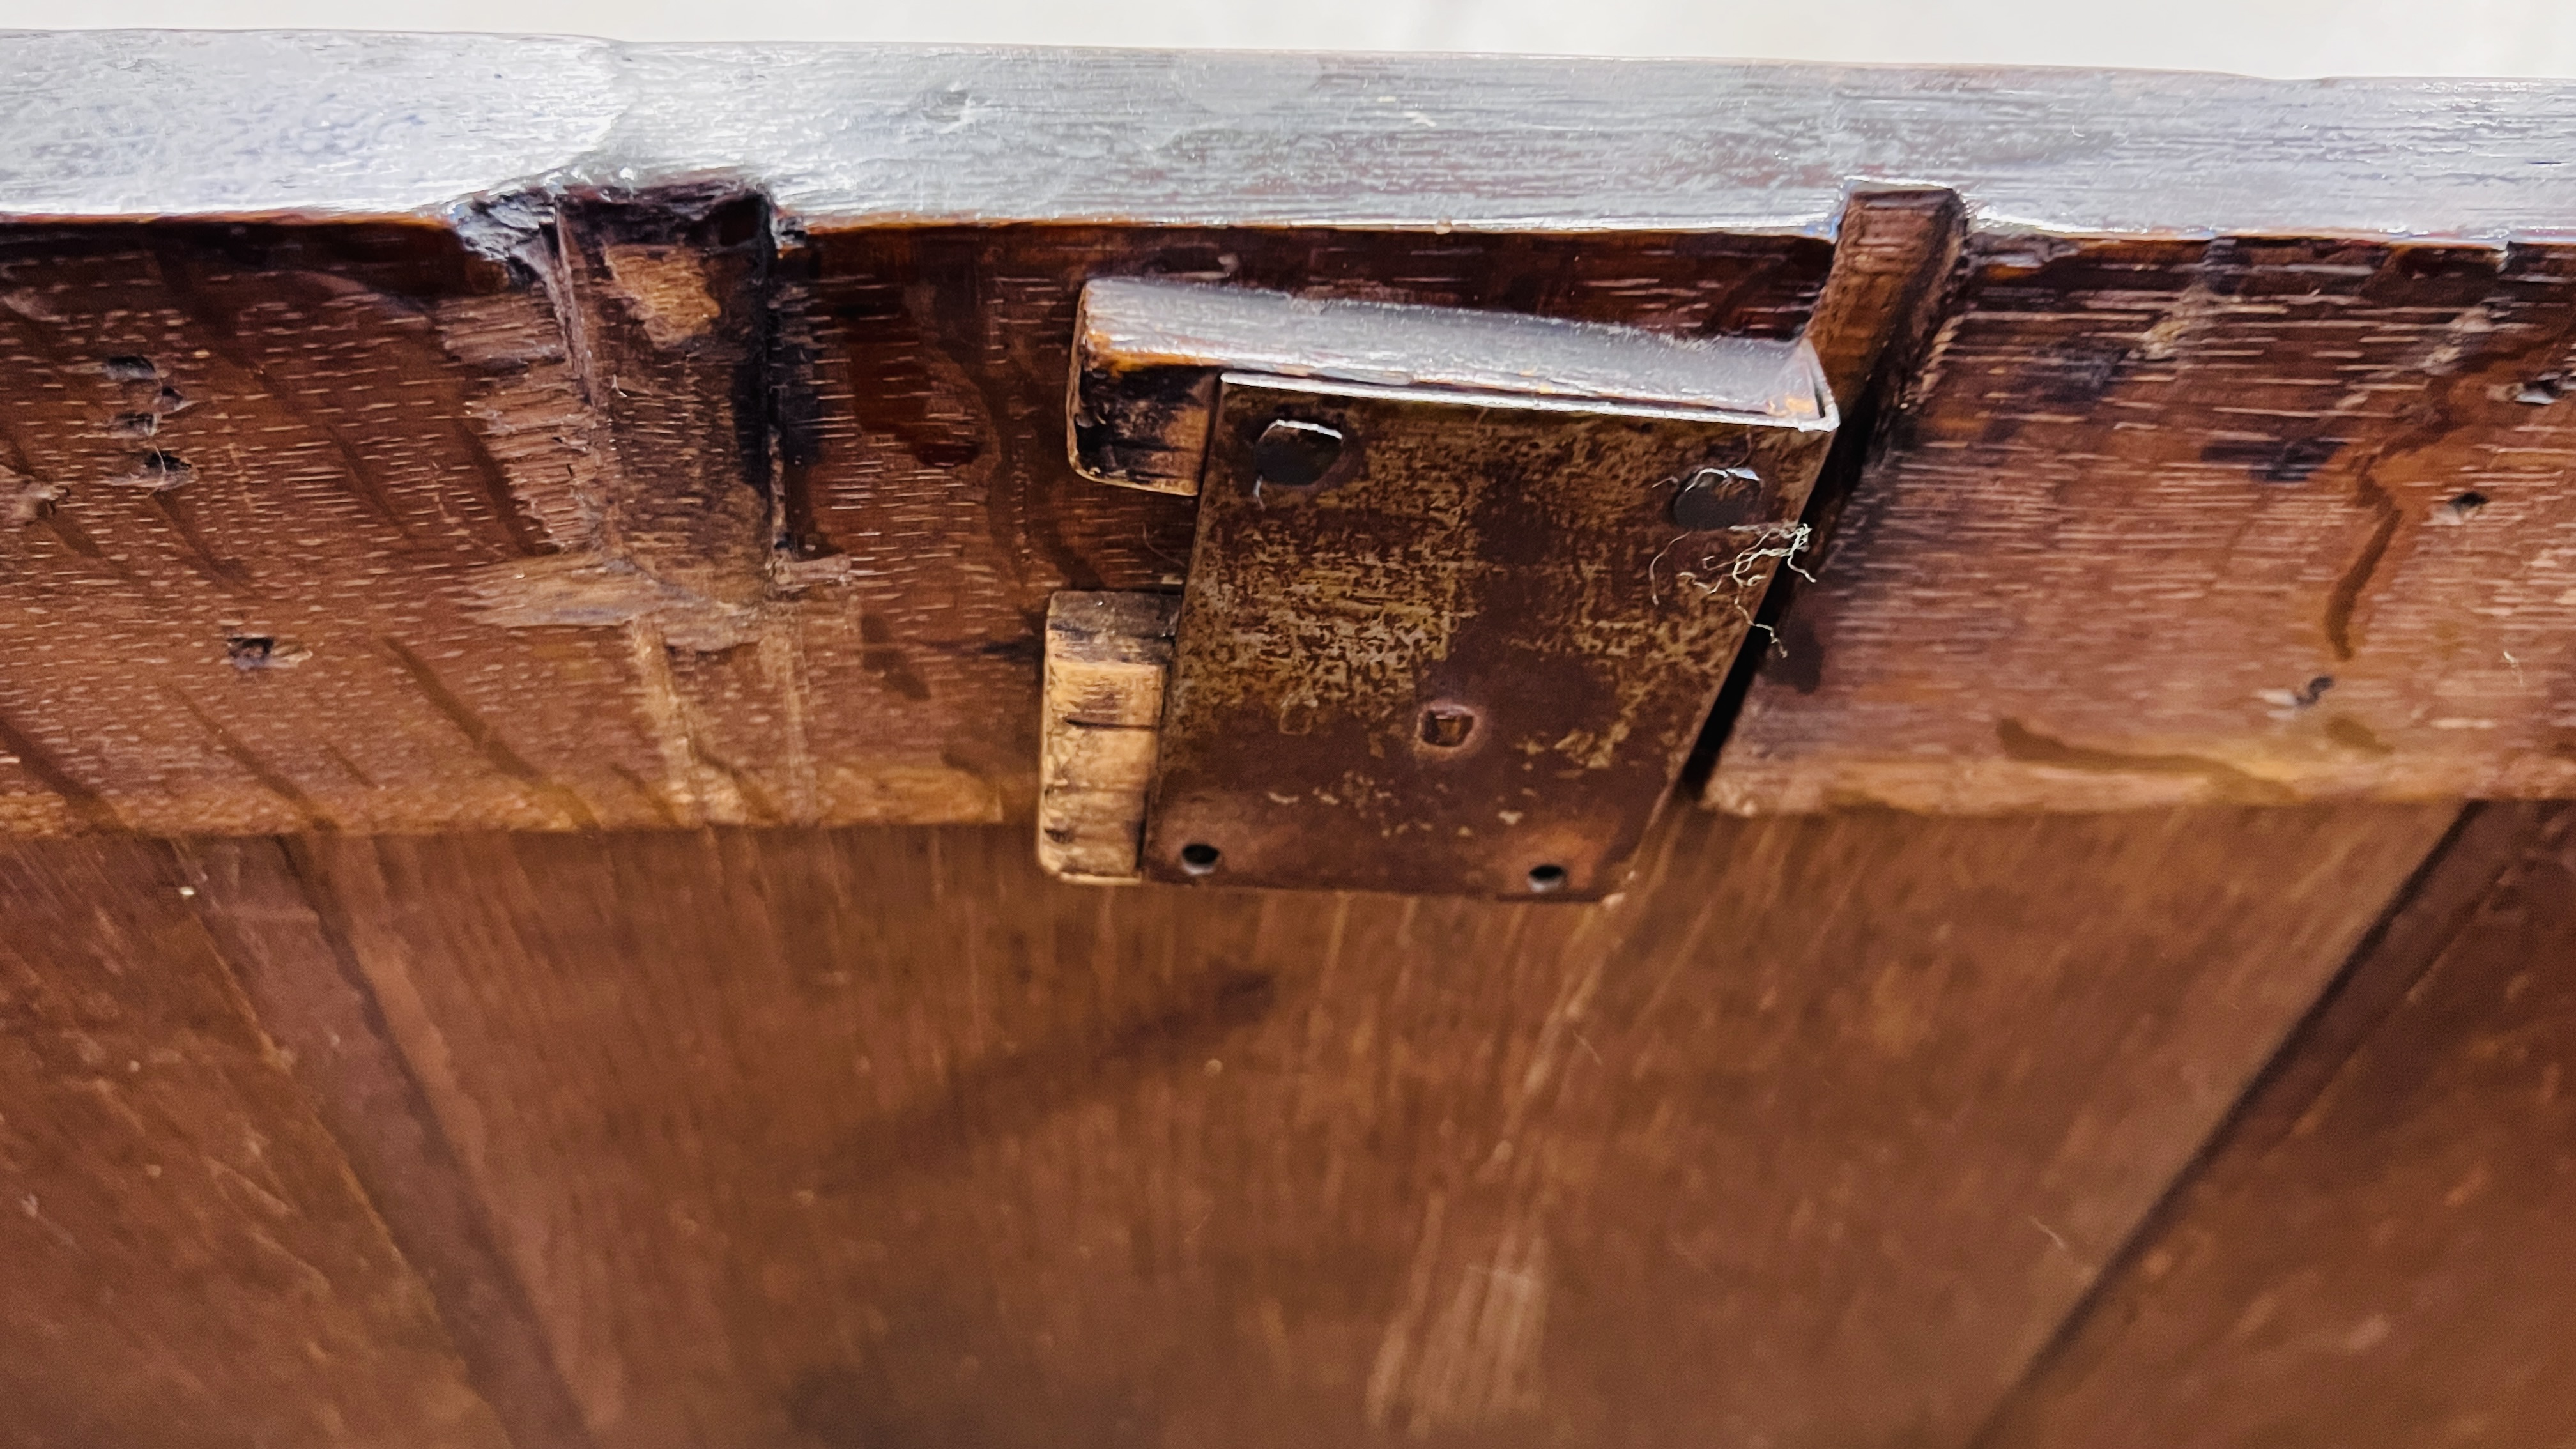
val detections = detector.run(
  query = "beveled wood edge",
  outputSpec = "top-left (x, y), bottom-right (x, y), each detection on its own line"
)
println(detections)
top-left (6, 31), bottom-right (2576, 241)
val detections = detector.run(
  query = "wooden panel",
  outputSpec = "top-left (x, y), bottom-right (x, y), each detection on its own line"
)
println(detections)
top-left (1713, 237), bottom-right (2576, 813)
top-left (1979, 802), bottom-right (2576, 1449)
top-left (222, 804), bottom-right (2453, 1448)
top-left (0, 837), bottom-right (509, 1449)
top-left (0, 215), bottom-right (1825, 836)
top-left (3, 39), bottom-right (2576, 836)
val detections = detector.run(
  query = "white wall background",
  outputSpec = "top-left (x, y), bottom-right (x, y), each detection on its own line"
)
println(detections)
top-left (1, 0), bottom-right (2570, 78)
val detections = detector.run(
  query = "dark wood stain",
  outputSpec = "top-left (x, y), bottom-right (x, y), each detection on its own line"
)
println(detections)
top-left (2323, 470), bottom-right (2404, 661)
top-left (1995, 719), bottom-right (2299, 802)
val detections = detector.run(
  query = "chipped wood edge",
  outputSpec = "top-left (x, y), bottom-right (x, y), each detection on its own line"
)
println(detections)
top-left (1039, 591), bottom-right (1181, 884)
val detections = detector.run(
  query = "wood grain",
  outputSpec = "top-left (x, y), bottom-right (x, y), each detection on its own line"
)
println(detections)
top-left (12, 34), bottom-right (2576, 240)
top-left (1713, 237), bottom-right (2576, 813)
top-left (0, 836), bottom-right (509, 1449)
top-left (1980, 802), bottom-right (2576, 1449)
top-left (13, 199), bottom-right (2575, 835)
top-left (4, 40), bottom-right (2576, 832)
top-left (0, 222), bottom-right (637, 836)
top-left (223, 803), bottom-right (2453, 1449)
top-left (183, 836), bottom-right (598, 1449)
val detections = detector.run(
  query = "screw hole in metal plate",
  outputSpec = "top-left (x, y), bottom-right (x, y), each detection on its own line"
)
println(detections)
top-left (1526, 863), bottom-right (1568, 894)
top-left (1249, 417), bottom-right (1349, 496)
top-left (1179, 842), bottom-right (1223, 876)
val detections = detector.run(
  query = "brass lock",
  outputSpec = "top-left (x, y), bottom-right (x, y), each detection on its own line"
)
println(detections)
top-left (1041, 279), bottom-right (1837, 900)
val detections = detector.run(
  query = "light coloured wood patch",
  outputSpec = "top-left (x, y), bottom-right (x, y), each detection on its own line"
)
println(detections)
top-left (1039, 591), bottom-right (1180, 882)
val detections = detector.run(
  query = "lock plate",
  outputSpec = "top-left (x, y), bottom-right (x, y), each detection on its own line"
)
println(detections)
top-left (1063, 279), bottom-right (1838, 899)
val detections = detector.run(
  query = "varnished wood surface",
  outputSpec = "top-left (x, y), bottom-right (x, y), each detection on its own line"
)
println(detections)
top-left (1981, 801), bottom-right (2576, 1449)
top-left (0, 838), bottom-right (508, 1449)
top-left (11, 33), bottom-right (2576, 238)
top-left (131, 803), bottom-right (2444, 1449)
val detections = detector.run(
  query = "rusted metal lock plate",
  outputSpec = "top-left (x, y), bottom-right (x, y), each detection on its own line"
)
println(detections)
top-left (1061, 279), bottom-right (1837, 900)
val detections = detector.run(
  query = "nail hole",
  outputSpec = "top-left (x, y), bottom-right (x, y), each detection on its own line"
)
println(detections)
top-left (1179, 842), bottom-right (1222, 876)
top-left (102, 355), bottom-right (157, 383)
top-left (224, 634), bottom-right (310, 670)
top-left (1526, 864), bottom-right (1568, 894)
top-left (2258, 675), bottom-right (2335, 712)
top-left (1419, 705), bottom-right (1476, 749)
top-left (1250, 419), bottom-right (1346, 493)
